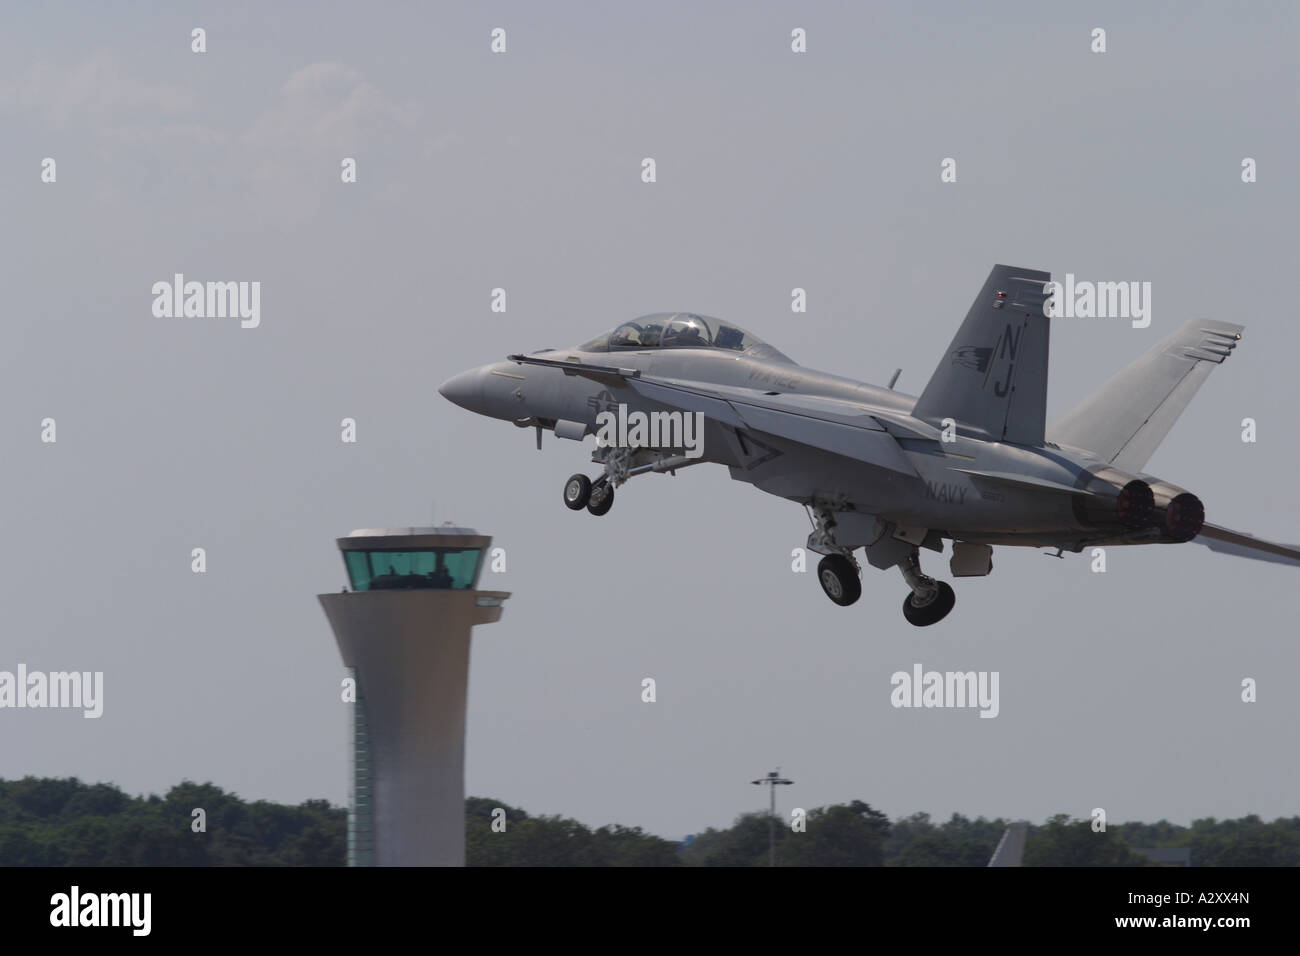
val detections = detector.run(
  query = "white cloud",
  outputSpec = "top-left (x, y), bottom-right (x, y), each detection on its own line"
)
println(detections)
top-left (7, 54), bottom-right (454, 226)
top-left (239, 61), bottom-right (424, 223)
top-left (0, 53), bottom-right (194, 126)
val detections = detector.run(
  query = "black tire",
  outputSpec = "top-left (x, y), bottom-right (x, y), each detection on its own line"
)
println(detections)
top-left (817, 554), bottom-right (861, 607)
top-left (563, 474), bottom-right (591, 510)
top-left (586, 482), bottom-right (615, 516)
top-left (901, 580), bottom-right (956, 626)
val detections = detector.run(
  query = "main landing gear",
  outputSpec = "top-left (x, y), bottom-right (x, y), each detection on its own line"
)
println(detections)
top-left (897, 551), bottom-right (955, 626)
top-left (817, 553), bottom-right (862, 606)
top-left (807, 503), bottom-right (956, 626)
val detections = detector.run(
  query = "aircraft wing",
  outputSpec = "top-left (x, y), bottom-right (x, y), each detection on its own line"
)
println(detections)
top-left (1194, 522), bottom-right (1300, 568)
top-left (626, 376), bottom-right (919, 476)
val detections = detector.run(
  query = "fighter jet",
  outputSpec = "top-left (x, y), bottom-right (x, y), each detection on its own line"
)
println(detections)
top-left (440, 264), bottom-right (1300, 625)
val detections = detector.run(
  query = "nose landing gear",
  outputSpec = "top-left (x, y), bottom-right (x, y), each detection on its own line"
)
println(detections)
top-left (562, 473), bottom-right (615, 516)
top-left (586, 479), bottom-right (614, 516)
top-left (560, 446), bottom-right (710, 519)
top-left (563, 474), bottom-right (591, 510)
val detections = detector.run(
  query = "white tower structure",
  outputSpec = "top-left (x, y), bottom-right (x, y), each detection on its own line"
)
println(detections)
top-left (318, 527), bottom-right (510, 866)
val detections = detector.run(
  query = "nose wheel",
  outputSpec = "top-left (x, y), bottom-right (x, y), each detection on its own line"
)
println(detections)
top-left (586, 479), bottom-right (615, 516)
top-left (563, 474), bottom-right (591, 510)
top-left (562, 473), bottom-right (615, 516)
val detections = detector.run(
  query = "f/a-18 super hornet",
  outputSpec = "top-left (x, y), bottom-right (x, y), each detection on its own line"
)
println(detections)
top-left (440, 265), bottom-right (1300, 625)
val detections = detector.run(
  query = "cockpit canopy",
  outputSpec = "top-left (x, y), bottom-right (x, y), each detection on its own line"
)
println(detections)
top-left (579, 313), bottom-right (793, 363)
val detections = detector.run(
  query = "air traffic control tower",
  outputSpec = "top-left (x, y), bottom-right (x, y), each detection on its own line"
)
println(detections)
top-left (318, 527), bottom-right (510, 866)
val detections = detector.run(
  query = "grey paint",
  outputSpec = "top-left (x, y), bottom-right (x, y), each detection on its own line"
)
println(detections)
top-left (443, 265), bottom-right (1300, 626)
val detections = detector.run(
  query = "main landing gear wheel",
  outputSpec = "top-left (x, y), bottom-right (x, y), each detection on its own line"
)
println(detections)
top-left (586, 480), bottom-right (615, 516)
top-left (563, 474), bottom-right (591, 510)
top-left (817, 554), bottom-right (861, 607)
top-left (901, 580), bottom-right (955, 627)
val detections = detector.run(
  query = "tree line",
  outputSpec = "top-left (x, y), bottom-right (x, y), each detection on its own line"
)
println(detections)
top-left (1, 777), bottom-right (1296, 866)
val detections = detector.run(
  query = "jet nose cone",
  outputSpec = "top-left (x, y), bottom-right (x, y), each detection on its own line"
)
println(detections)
top-left (438, 367), bottom-right (483, 411)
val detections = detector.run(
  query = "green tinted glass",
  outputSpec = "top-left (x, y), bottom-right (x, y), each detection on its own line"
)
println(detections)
top-left (344, 548), bottom-right (483, 591)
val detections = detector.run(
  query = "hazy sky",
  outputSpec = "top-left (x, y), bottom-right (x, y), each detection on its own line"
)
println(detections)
top-left (3, 2), bottom-right (1298, 840)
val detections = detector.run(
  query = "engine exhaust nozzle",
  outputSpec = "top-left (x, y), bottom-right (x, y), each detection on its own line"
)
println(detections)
top-left (1074, 468), bottom-right (1155, 531)
top-left (1162, 491), bottom-right (1205, 542)
top-left (1114, 479), bottom-right (1156, 529)
top-left (1145, 479), bottom-right (1206, 542)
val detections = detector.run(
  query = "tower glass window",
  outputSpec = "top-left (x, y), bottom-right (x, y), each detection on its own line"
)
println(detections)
top-left (343, 548), bottom-right (484, 591)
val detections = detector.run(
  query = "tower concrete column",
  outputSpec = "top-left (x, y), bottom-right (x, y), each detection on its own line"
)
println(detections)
top-left (317, 527), bottom-right (509, 867)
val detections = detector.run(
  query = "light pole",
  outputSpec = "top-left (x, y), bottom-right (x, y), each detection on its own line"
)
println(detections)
top-left (751, 769), bottom-right (793, 867)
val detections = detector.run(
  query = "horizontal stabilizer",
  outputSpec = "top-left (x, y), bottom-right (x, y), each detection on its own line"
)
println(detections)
top-left (1195, 522), bottom-right (1300, 568)
top-left (1050, 320), bottom-right (1243, 471)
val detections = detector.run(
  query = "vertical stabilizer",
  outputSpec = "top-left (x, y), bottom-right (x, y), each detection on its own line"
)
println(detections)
top-left (913, 265), bottom-right (1052, 444)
